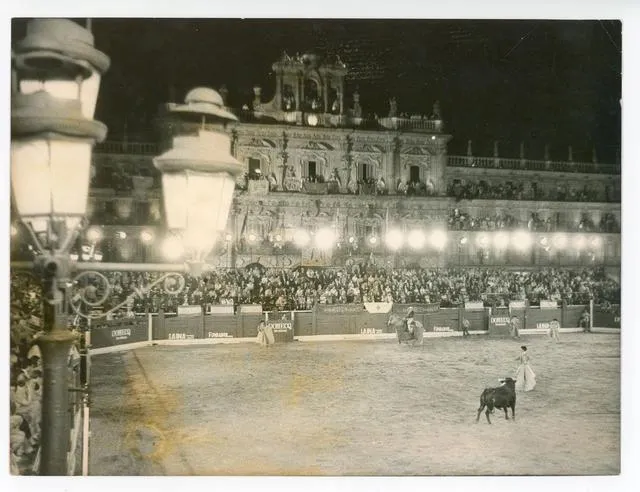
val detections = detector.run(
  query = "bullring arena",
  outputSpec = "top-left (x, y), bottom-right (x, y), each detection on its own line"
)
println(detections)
top-left (87, 328), bottom-right (620, 476)
top-left (9, 18), bottom-right (624, 479)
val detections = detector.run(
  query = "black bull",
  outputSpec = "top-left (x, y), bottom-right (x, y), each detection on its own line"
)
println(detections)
top-left (476, 377), bottom-right (516, 424)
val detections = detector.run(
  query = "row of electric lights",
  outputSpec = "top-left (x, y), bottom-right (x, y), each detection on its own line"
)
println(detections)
top-left (81, 227), bottom-right (155, 244)
top-left (289, 227), bottom-right (449, 251)
top-left (291, 228), bottom-right (604, 252)
top-left (11, 223), bottom-right (605, 260)
top-left (462, 231), bottom-right (603, 251)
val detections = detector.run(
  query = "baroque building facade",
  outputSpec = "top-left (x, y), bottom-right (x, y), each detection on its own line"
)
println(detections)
top-left (17, 52), bottom-right (618, 272)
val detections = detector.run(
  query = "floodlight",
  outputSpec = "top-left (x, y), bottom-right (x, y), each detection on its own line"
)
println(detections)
top-left (140, 230), bottom-right (154, 244)
top-left (293, 229), bottom-right (311, 248)
top-left (552, 233), bottom-right (567, 249)
top-left (512, 230), bottom-right (533, 251)
top-left (162, 236), bottom-right (184, 260)
top-left (315, 227), bottom-right (336, 250)
top-left (476, 233), bottom-right (489, 248)
top-left (590, 236), bottom-right (603, 249)
top-left (385, 229), bottom-right (404, 251)
top-left (429, 229), bottom-right (448, 250)
top-left (574, 235), bottom-right (587, 250)
top-left (407, 230), bottom-right (426, 250)
top-left (86, 226), bottom-right (102, 243)
top-left (493, 231), bottom-right (509, 250)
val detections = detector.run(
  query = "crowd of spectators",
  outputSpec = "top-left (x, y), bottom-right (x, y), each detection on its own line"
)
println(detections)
top-left (50, 265), bottom-right (620, 315)
top-left (448, 209), bottom-right (620, 233)
top-left (10, 274), bottom-right (44, 474)
top-left (10, 274), bottom-right (81, 475)
top-left (397, 178), bottom-right (437, 197)
top-left (9, 263), bottom-right (619, 472)
top-left (448, 209), bottom-right (520, 231)
top-left (447, 179), bottom-right (610, 203)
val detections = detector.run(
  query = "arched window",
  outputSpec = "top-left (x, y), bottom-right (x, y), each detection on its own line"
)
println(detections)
top-left (409, 165), bottom-right (421, 183)
top-left (248, 157), bottom-right (261, 178)
top-left (302, 161), bottom-right (317, 180)
top-left (358, 162), bottom-right (374, 182)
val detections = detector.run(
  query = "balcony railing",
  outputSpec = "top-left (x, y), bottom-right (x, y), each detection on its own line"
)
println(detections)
top-left (94, 141), bottom-right (159, 155)
top-left (447, 155), bottom-right (620, 175)
top-left (378, 117), bottom-right (443, 132)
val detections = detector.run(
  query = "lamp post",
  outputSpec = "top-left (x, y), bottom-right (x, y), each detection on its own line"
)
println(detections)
top-left (154, 87), bottom-right (243, 272)
top-left (11, 20), bottom-right (242, 476)
top-left (11, 19), bottom-right (110, 476)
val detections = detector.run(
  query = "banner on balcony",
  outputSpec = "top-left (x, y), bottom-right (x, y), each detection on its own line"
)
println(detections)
top-left (239, 304), bottom-right (263, 314)
top-left (364, 302), bottom-right (393, 314)
top-left (178, 305), bottom-right (202, 316)
top-left (540, 300), bottom-right (559, 309)
top-left (464, 301), bottom-right (484, 310)
top-left (316, 304), bottom-right (366, 314)
top-left (208, 304), bottom-right (235, 314)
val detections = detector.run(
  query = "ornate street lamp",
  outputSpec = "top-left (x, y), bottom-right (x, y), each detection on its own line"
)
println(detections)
top-left (11, 22), bottom-right (244, 476)
top-left (11, 19), bottom-right (109, 476)
top-left (154, 87), bottom-right (243, 273)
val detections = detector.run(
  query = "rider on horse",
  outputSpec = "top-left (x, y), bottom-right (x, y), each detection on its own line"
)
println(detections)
top-left (404, 307), bottom-right (416, 335)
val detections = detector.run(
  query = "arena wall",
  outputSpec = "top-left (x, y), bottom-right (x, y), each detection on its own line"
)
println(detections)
top-left (88, 303), bottom-right (618, 351)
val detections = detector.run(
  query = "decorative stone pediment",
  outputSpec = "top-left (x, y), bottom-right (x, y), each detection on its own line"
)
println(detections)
top-left (246, 137), bottom-right (277, 148)
top-left (402, 146), bottom-right (435, 156)
top-left (303, 141), bottom-right (335, 151)
top-left (353, 143), bottom-right (384, 154)
top-left (401, 154), bottom-right (432, 169)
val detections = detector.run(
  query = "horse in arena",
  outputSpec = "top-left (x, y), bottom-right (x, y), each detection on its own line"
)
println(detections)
top-left (387, 313), bottom-right (424, 345)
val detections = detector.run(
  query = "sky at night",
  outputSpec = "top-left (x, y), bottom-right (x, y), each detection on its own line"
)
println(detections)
top-left (11, 18), bottom-right (622, 162)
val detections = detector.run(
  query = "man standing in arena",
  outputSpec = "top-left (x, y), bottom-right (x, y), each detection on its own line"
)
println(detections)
top-left (510, 315), bottom-right (520, 339)
top-left (405, 307), bottom-right (416, 335)
top-left (579, 308), bottom-right (591, 333)
top-left (462, 318), bottom-right (471, 338)
top-left (549, 318), bottom-right (560, 342)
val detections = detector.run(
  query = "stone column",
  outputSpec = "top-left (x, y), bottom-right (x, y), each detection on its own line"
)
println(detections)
top-left (323, 76), bottom-right (329, 113)
top-left (275, 72), bottom-right (282, 110)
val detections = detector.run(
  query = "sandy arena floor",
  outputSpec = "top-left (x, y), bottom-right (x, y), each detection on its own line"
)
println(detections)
top-left (88, 333), bottom-right (620, 476)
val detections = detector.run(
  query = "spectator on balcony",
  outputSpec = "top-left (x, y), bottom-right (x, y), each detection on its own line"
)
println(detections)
top-left (249, 168), bottom-right (263, 181)
top-left (425, 178), bottom-right (436, 196)
top-left (268, 172), bottom-right (278, 191)
top-left (578, 214), bottom-right (595, 232)
top-left (328, 168), bottom-right (342, 189)
top-left (376, 176), bottom-right (387, 195)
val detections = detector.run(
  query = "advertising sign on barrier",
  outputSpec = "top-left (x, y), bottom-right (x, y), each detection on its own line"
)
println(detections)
top-left (164, 316), bottom-right (203, 340)
top-left (489, 316), bottom-right (510, 326)
top-left (91, 319), bottom-right (148, 349)
top-left (525, 308), bottom-right (562, 329)
top-left (204, 314), bottom-right (237, 338)
top-left (265, 311), bottom-right (295, 342)
top-left (509, 300), bottom-right (526, 309)
top-left (593, 304), bottom-right (621, 328)
top-left (421, 308), bottom-right (458, 332)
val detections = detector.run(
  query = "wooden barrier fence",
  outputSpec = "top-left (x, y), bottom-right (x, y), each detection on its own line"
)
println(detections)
top-left (88, 303), bottom-right (619, 350)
